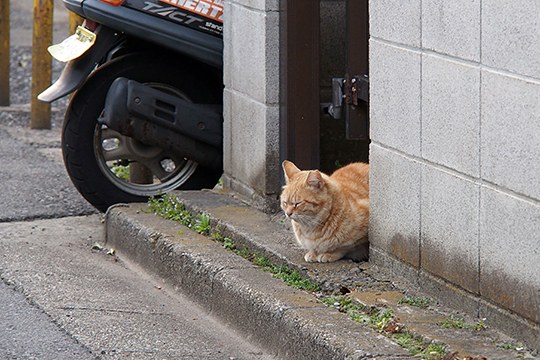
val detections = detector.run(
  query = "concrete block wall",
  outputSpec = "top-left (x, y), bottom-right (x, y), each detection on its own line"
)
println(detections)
top-left (222, 0), bottom-right (281, 212)
top-left (369, 0), bottom-right (540, 349)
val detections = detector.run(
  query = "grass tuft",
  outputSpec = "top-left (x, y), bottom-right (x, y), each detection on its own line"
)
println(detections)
top-left (321, 295), bottom-right (394, 332)
top-left (398, 296), bottom-right (432, 309)
top-left (193, 213), bottom-right (211, 235)
top-left (497, 341), bottom-right (525, 352)
top-left (440, 315), bottom-right (486, 331)
top-left (391, 333), bottom-right (447, 359)
top-left (321, 295), bottom-right (447, 358)
top-left (148, 195), bottom-right (320, 292)
top-left (111, 163), bottom-right (130, 181)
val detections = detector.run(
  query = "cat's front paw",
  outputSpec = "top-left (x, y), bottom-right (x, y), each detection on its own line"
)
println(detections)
top-left (304, 251), bottom-right (341, 263)
top-left (304, 251), bottom-right (318, 262)
top-left (317, 253), bottom-right (341, 263)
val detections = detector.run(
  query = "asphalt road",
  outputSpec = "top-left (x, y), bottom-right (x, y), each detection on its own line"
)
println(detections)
top-left (0, 126), bottom-right (97, 221)
top-left (0, 281), bottom-right (95, 360)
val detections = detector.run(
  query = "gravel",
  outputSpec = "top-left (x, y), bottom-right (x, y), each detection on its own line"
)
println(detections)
top-left (3, 46), bottom-right (69, 129)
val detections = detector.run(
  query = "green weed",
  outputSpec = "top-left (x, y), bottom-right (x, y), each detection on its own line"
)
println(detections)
top-left (222, 237), bottom-right (235, 251)
top-left (148, 194), bottom-right (211, 235)
top-left (219, 238), bottom-right (319, 291)
top-left (211, 230), bottom-right (224, 242)
top-left (322, 295), bottom-right (448, 358)
top-left (497, 341), bottom-right (525, 352)
top-left (111, 163), bottom-right (130, 181)
top-left (253, 254), bottom-right (273, 268)
top-left (148, 195), bottom-right (320, 292)
top-left (440, 315), bottom-right (486, 331)
top-left (321, 296), bottom-right (393, 331)
top-left (398, 296), bottom-right (432, 309)
top-left (391, 333), bottom-right (446, 359)
top-left (193, 213), bottom-right (211, 235)
top-left (425, 342), bottom-right (447, 357)
top-left (270, 265), bottom-right (320, 291)
top-left (222, 243), bottom-right (319, 291)
top-left (148, 194), bottom-right (191, 227)
top-left (440, 315), bottom-right (466, 329)
top-left (392, 332), bottom-right (424, 354)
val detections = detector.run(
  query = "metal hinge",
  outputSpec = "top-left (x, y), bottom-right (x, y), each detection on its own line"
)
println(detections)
top-left (326, 74), bottom-right (369, 120)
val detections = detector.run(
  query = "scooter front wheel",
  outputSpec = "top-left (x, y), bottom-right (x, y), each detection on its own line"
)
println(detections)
top-left (62, 54), bottom-right (223, 212)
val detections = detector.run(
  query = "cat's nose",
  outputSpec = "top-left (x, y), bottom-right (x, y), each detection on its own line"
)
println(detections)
top-left (285, 211), bottom-right (293, 218)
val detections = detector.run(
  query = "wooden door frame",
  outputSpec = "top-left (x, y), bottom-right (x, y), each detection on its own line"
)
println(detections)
top-left (279, 0), bottom-right (321, 171)
top-left (280, 0), bottom-right (369, 170)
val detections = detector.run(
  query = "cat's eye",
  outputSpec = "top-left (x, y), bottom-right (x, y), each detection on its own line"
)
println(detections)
top-left (293, 201), bottom-right (303, 208)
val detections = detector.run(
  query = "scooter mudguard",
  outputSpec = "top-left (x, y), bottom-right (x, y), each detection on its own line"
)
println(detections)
top-left (38, 25), bottom-right (122, 103)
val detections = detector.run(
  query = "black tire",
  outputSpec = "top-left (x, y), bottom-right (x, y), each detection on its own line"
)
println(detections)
top-left (62, 53), bottom-right (223, 212)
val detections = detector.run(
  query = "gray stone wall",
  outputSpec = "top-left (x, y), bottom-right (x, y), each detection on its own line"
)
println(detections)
top-left (369, 0), bottom-right (540, 349)
top-left (222, 0), bottom-right (281, 212)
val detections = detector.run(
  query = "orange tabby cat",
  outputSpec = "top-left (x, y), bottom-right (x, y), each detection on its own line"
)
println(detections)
top-left (280, 160), bottom-right (369, 263)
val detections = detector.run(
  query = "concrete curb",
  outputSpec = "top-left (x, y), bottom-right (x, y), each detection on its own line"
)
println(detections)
top-left (105, 202), bottom-right (411, 359)
top-left (105, 191), bottom-right (538, 359)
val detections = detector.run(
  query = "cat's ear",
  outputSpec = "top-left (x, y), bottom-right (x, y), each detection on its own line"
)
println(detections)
top-left (306, 171), bottom-right (324, 189)
top-left (282, 160), bottom-right (301, 183)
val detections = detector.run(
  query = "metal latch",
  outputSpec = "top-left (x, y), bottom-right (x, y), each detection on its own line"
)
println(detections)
top-left (327, 74), bottom-right (369, 120)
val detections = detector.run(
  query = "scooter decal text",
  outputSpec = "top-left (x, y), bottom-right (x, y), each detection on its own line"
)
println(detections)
top-left (143, 2), bottom-right (204, 25)
top-left (159, 0), bottom-right (223, 23)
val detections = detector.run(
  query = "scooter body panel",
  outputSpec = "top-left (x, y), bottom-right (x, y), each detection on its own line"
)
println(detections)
top-left (82, 0), bottom-right (223, 68)
top-left (39, 0), bottom-right (223, 102)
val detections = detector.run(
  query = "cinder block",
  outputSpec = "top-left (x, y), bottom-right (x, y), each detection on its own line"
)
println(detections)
top-left (223, 89), bottom-right (280, 196)
top-left (480, 187), bottom-right (540, 323)
top-left (422, 0), bottom-right (481, 61)
top-left (370, 40), bottom-right (422, 157)
top-left (369, 0), bottom-right (421, 47)
top-left (369, 144), bottom-right (421, 267)
top-left (482, 0), bottom-right (540, 79)
top-left (223, 1), bottom-right (232, 88)
top-left (422, 54), bottom-right (480, 177)
top-left (224, 2), bottom-right (279, 104)
top-left (481, 70), bottom-right (540, 200)
top-left (421, 166), bottom-right (480, 294)
top-left (265, 12), bottom-right (280, 105)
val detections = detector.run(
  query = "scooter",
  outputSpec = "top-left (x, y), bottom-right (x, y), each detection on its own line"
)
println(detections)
top-left (39, 0), bottom-right (224, 212)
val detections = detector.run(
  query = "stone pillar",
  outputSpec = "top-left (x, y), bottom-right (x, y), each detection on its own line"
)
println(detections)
top-left (222, 0), bottom-right (281, 213)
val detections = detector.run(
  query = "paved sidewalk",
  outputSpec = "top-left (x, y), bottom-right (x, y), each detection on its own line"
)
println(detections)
top-left (0, 215), bottom-right (273, 359)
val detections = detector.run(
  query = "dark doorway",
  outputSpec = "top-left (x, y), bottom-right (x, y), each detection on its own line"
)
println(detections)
top-left (280, 0), bottom-right (370, 174)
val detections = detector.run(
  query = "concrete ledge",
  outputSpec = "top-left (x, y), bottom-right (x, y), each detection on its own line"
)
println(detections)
top-left (370, 246), bottom-right (540, 352)
top-left (169, 190), bottom-right (395, 294)
top-left (105, 203), bottom-right (410, 359)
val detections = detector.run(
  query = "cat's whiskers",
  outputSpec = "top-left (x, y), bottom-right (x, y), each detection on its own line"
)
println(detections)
top-left (293, 213), bottom-right (326, 229)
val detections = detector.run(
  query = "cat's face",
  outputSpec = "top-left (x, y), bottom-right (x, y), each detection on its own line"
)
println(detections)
top-left (280, 161), bottom-right (330, 224)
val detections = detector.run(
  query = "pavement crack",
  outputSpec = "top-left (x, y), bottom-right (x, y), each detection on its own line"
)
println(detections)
top-left (56, 306), bottom-right (170, 316)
